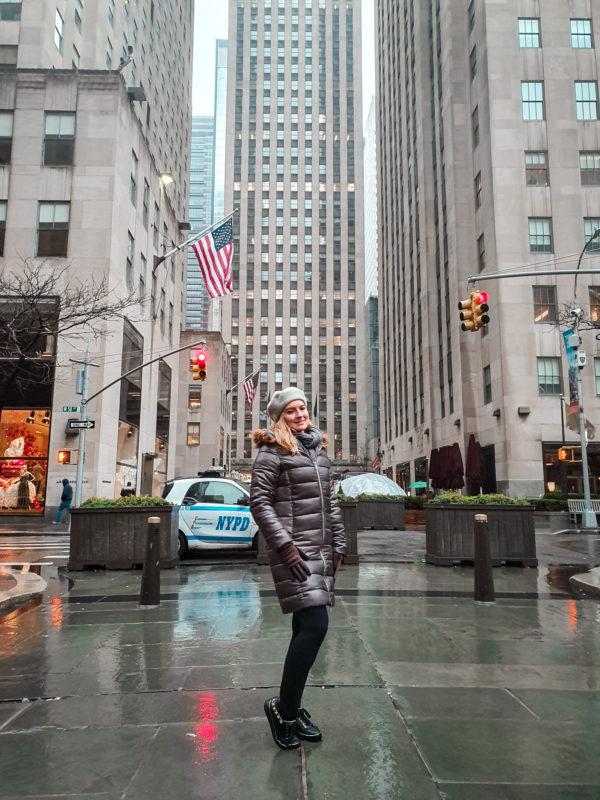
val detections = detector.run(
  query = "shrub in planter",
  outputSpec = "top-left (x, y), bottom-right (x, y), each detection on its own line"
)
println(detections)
top-left (336, 491), bottom-right (405, 530)
top-left (69, 496), bottom-right (178, 570)
top-left (425, 491), bottom-right (536, 566)
top-left (404, 495), bottom-right (425, 510)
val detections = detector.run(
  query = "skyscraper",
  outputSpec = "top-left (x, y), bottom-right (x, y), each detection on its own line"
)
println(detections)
top-left (377, 1), bottom-right (600, 497)
top-left (186, 116), bottom-right (215, 330)
top-left (222, 0), bottom-right (365, 470)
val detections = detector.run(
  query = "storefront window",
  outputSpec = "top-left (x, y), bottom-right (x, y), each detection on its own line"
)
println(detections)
top-left (543, 441), bottom-right (600, 495)
top-left (0, 409), bottom-right (51, 513)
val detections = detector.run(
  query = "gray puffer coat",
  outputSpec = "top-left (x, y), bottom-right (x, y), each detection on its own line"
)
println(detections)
top-left (250, 428), bottom-right (346, 614)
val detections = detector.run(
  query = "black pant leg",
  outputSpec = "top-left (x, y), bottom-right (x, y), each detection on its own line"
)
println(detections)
top-left (278, 605), bottom-right (329, 719)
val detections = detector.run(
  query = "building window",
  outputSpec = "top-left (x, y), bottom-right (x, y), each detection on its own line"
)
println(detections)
top-left (54, 8), bottom-right (64, 52)
top-left (74, 0), bottom-right (82, 30)
top-left (575, 82), bottom-right (598, 120)
top-left (0, 200), bottom-right (6, 256)
top-left (580, 151), bottom-right (600, 185)
top-left (467, 0), bottom-right (474, 33)
top-left (595, 358), bottom-right (600, 395)
top-left (130, 150), bottom-right (138, 205)
top-left (0, 0), bottom-right (22, 21)
top-left (72, 44), bottom-right (80, 69)
top-left (43, 112), bottom-right (75, 166)
top-left (471, 105), bottom-right (479, 148)
top-left (108, 0), bottom-right (114, 26)
top-left (142, 179), bottom-right (149, 228)
top-left (139, 253), bottom-right (146, 303)
top-left (106, 38), bottom-right (113, 69)
top-left (0, 111), bottom-right (13, 165)
top-left (37, 202), bottom-right (69, 257)
top-left (584, 219), bottom-right (600, 252)
top-left (187, 422), bottom-right (200, 446)
top-left (529, 218), bottom-right (553, 253)
top-left (188, 385), bottom-right (202, 409)
top-left (469, 46), bottom-right (476, 81)
top-left (571, 19), bottom-right (593, 49)
top-left (522, 81), bottom-right (544, 120)
top-left (483, 365), bottom-right (492, 404)
top-left (477, 233), bottom-right (485, 272)
top-left (537, 357), bottom-right (562, 395)
top-left (525, 151), bottom-right (549, 186)
top-left (533, 285), bottom-right (557, 323)
top-left (518, 18), bottom-right (540, 48)
top-left (589, 287), bottom-right (600, 323)
top-left (126, 232), bottom-right (134, 288)
top-left (474, 171), bottom-right (482, 208)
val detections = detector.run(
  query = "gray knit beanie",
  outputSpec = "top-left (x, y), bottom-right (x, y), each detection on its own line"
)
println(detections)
top-left (267, 387), bottom-right (308, 421)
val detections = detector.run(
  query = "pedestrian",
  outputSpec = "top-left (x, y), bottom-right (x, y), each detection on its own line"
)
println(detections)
top-left (16, 467), bottom-right (34, 510)
top-left (250, 387), bottom-right (346, 750)
top-left (52, 478), bottom-right (73, 524)
top-left (120, 481), bottom-right (135, 497)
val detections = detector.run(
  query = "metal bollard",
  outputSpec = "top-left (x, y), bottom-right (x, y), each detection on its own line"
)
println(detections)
top-left (139, 515), bottom-right (161, 607)
top-left (473, 513), bottom-right (495, 603)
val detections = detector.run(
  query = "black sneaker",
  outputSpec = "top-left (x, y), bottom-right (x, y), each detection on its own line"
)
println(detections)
top-left (295, 707), bottom-right (322, 741)
top-left (264, 697), bottom-right (300, 750)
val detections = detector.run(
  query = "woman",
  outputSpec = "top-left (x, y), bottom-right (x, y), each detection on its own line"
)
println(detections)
top-left (250, 387), bottom-right (346, 750)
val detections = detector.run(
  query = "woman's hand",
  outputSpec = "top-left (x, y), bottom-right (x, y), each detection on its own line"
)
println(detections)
top-left (278, 541), bottom-right (311, 581)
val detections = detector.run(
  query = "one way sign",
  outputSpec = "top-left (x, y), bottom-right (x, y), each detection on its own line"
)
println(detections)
top-left (67, 419), bottom-right (95, 430)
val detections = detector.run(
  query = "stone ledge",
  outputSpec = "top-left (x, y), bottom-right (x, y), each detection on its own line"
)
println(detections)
top-left (0, 567), bottom-right (47, 614)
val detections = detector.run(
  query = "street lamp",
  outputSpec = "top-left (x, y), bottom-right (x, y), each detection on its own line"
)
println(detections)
top-left (570, 228), bottom-right (600, 528)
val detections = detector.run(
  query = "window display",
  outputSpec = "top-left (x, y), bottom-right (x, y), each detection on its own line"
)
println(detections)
top-left (0, 409), bottom-right (51, 514)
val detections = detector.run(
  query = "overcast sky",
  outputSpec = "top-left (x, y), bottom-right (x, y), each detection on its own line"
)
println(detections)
top-left (192, 0), bottom-right (376, 129)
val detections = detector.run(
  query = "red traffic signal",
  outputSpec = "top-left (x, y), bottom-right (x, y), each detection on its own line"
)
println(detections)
top-left (190, 349), bottom-right (208, 381)
top-left (459, 290), bottom-right (489, 332)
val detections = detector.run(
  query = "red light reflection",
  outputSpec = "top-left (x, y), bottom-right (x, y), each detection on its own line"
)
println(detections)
top-left (566, 599), bottom-right (578, 633)
top-left (193, 693), bottom-right (220, 764)
top-left (50, 596), bottom-right (63, 628)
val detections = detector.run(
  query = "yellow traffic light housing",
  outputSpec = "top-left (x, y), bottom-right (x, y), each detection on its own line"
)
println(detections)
top-left (196, 350), bottom-right (208, 381)
top-left (190, 353), bottom-right (201, 380)
top-left (459, 291), bottom-right (489, 332)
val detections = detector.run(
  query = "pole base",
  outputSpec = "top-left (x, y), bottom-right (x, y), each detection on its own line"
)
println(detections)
top-left (581, 509), bottom-right (598, 528)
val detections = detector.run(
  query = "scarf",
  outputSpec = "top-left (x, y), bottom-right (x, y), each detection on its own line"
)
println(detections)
top-left (294, 428), bottom-right (323, 460)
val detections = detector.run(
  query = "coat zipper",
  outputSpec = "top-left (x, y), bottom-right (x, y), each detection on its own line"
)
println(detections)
top-left (313, 454), bottom-right (328, 575)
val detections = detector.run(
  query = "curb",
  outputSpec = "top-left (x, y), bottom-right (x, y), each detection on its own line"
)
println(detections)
top-left (570, 566), bottom-right (600, 598)
top-left (0, 568), bottom-right (47, 614)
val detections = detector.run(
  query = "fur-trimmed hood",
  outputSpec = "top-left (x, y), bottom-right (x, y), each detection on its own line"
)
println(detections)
top-left (252, 428), bottom-right (329, 449)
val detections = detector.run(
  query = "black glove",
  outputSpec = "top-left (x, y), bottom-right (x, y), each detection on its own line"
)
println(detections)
top-left (279, 541), bottom-right (311, 581)
top-left (333, 551), bottom-right (343, 578)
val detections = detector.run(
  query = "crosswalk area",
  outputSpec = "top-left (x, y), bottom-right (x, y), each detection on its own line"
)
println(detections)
top-left (0, 535), bottom-right (70, 565)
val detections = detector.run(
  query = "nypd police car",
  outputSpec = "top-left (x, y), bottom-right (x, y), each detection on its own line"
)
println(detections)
top-left (162, 476), bottom-right (259, 557)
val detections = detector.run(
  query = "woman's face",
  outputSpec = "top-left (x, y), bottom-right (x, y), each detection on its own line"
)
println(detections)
top-left (282, 399), bottom-right (310, 432)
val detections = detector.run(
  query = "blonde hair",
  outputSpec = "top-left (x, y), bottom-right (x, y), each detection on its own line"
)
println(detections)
top-left (272, 416), bottom-right (312, 455)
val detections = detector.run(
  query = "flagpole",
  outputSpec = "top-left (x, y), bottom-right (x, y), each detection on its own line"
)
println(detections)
top-left (226, 368), bottom-right (261, 395)
top-left (153, 208), bottom-right (239, 270)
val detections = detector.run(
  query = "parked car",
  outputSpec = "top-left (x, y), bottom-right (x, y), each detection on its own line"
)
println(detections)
top-left (162, 477), bottom-right (259, 556)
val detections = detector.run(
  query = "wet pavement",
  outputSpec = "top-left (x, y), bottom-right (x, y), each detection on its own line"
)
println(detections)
top-left (0, 529), bottom-right (599, 798)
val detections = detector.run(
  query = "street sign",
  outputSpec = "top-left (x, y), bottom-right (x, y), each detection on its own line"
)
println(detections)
top-left (62, 406), bottom-right (78, 412)
top-left (67, 419), bottom-right (95, 430)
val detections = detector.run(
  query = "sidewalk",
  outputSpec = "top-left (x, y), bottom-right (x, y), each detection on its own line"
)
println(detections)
top-left (0, 530), bottom-right (599, 798)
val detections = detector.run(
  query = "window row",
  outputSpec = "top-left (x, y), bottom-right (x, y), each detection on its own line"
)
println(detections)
top-left (484, 357), bottom-right (600, 402)
top-left (527, 217), bottom-right (600, 254)
top-left (534, 285), bottom-right (600, 324)
top-left (518, 18), bottom-right (594, 49)
top-left (521, 81), bottom-right (599, 121)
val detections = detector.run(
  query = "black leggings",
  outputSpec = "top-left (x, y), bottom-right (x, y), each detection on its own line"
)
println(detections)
top-left (278, 605), bottom-right (329, 720)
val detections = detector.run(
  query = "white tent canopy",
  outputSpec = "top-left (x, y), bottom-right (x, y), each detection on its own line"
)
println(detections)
top-left (335, 473), bottom-right (407, 498)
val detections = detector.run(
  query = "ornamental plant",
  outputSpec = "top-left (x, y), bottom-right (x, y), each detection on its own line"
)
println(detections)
top-left (80, 495), bottom-right (172, 508)
top-left (428, 491), bottom-right (529, 506)
top-left (336, 491), bottom-right (406, 502)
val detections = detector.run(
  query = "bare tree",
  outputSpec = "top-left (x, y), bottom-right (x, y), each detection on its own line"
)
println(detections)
top-left (0, 259), bottom-right (140, 402)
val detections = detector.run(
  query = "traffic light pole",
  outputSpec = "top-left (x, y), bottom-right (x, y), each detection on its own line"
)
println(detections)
top-left (72, 337), bottom-right (208, 507)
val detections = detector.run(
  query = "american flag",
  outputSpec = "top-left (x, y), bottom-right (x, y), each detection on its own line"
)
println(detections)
top-left (243, 372), bottom-right (259, 410)
top-left (370, 452), bottom-right (380, 473)
top-left (191, 218), bottom-right (234, 299)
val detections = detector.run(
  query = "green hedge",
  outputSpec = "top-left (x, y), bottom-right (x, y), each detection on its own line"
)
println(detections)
top-left (427, 491), bottom-right (529, 506)
top-left (336, 492), bottom-right (406, 502)
top-left (404, 495), bottom-right (425, 510)
top-left (80, 495), bottom-right (172, 509)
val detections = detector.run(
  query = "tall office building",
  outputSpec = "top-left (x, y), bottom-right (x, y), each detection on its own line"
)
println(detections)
top-left (0, 0), bottom-right (192, 514)
top-left (377, 1), bottom-right (600, 497)
top-left (222, 0), bottom-right (366, 470)
top-left (186, 116), bottom-right (214, 330)
top-left (363, 96), bottom-right (379, 458)
top-left (213, 40), bottom-right (228, 225)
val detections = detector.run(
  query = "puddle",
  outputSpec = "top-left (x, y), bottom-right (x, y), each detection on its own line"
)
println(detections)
top-left (546, 563), bottom-right (590, 593)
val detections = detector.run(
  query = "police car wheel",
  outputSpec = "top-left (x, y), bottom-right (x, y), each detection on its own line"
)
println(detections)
top-left (178, 532), bottom-right (188, 558)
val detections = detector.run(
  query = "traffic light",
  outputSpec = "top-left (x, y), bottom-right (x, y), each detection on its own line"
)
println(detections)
top-left (57, 449), bottom-right (71, 464)
top-left (190, 352), bottom-right (200, 380)
top-left (197, 350), bottom-right (207, 381)
top-left (558, 447), bottom-right (568, 461)
top-left (458, 291), bottom-right (489, 332)
top-left (472, 291), bottom-right (490, 330)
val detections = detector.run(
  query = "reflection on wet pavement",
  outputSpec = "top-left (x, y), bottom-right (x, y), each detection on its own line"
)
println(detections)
top-left (0, 530), bottom-right (599, 798)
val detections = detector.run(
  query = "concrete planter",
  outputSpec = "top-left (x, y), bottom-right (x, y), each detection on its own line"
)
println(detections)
top-left (425, 503), bottom-right (537, 566)
top-left (352, 498), bottom-right (405, 530)
top-left (68, 505), bottom-right (179, 570)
